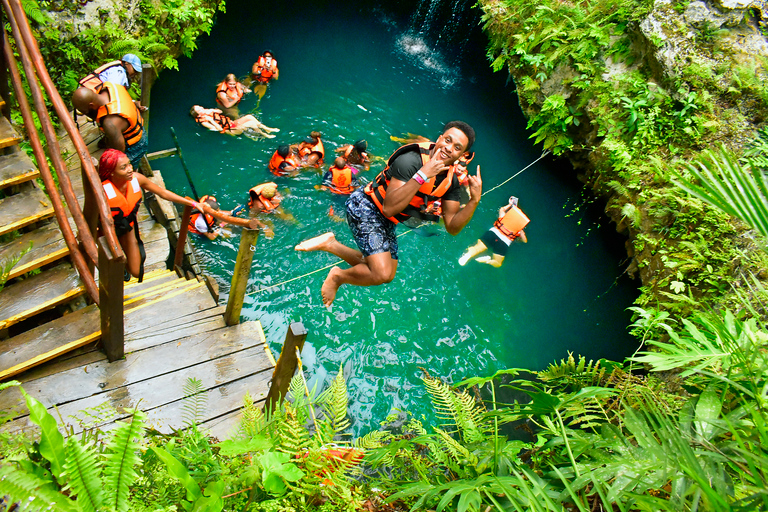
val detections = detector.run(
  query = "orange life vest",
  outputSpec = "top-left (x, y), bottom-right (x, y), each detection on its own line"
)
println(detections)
top-left (189, 195), bottom-right (216, 235)
top-left (252, 55), bottom-right (277, 83)
top-left (364, 142), bottom-right (459, 224)
top-left (102, 176), bottom-right (142, 236)
top-left (268, 150), bottom-right (301, 176)
top-left (195, 109), bottom-right (232, 133)
top-left (216, 81), bottom-right (245, 106)
top-left (299, 139), bottom-right (325, 166)
top-left (494, 205), bottom-right (530, 240)
top-left (328, 165), bottom-right (356, 195)
top-left (248, 185), bottom-right (278, 213)
top-left (96, 82), bottom-right (144, 145)
top-left (79, 60), bottom-right (123, 92)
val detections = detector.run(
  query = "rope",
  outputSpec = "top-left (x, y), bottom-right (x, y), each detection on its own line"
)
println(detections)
top-left (242, 151), bottom-right (549, 297)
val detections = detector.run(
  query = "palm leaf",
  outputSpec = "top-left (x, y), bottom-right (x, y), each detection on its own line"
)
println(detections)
top-left (62, 438), bottom-right (103, 512)
top-left (102, 408), bottom-right (145, 512)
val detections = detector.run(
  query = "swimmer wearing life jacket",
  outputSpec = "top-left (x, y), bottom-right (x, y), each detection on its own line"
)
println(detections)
top-left (97, 148), bottom-right (199, 282)
top-left (459, 196), bottom-right (529, 268)
top-left (215, 73), bottom-right (251, 119)
top-left (322, 157), bottom-right (359, 195)
top-left (269, 145), bottom-right (302, 176)
top-left (251, 50), bottom-right (279, 84)
top-left (295, 121), bottom-right (481, 306)
top-left (248, 182), bottom-right (281, 213)
top-left (334, 140), bottom-right (371, 171)
top-left (188, 196), bottom-right (223, 240)
top-left (297, 131), bottom-right (325, 168)
top-left (190, 105), bottom-right (278, 138)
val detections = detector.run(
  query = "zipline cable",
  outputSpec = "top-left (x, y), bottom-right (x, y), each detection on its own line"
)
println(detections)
top-left (243, 150), bottom-right (550, 297)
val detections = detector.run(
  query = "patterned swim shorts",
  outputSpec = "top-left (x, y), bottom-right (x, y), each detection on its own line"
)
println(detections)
top-left (345, 189), bottom-right (398, 260)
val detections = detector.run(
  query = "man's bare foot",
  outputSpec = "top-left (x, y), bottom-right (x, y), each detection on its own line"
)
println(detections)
top-left (321, 266), bottom-right (343, 306)
top-left (295, 232), bottom-right (336, 251)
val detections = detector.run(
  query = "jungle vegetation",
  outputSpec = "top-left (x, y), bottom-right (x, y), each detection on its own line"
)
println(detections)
top-left (3, 0), bottom-right (768, 510)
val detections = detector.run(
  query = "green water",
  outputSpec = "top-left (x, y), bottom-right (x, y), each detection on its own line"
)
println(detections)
top-left (148, 0), bottom-right (638, 433)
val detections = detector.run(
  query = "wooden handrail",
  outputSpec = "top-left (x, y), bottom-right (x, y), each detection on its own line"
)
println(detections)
top-left (1, 36), bottom-right (98, 303)
top-left (3, 0), bottom-right (123, 261)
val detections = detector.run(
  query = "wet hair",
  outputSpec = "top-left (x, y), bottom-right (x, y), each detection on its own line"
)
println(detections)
top-left (98, 148), bottom-right (127, 181)
top-left (205, 197), bottom-right (220, 210)
top-left (277, 145), bottom-right (290, 157)
top-left (309, 131), bottom-right (322, 140)
top-left (189, 106), bottom-right (201, 117)
top-left (224, 73), bottom-right (238, 83)
top-left (353, 140), bottom-right (367, 153)
top-left (443, 120), bottom-right (475, 152)
top-left (333, 156), bottom-right (347, 169)
top-left (263, 50), bottom-right (273, 57)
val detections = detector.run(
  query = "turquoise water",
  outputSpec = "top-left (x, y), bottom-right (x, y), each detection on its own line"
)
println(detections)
top-left (148, 0), bottom-right (638, 433)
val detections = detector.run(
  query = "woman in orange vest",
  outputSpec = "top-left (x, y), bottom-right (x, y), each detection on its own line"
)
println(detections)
top-left (215, 73), bottom-right (251, 119)
top-left (98, 149), bottom-right (201, 281)
top-left (459, 196), bottom-right (529, 268)
top-left (297, 131), bottom-right (325, 168)
top-left (322, 157), bottom-right (359, 195)
top-left (190, 105), bottom-right (278, 138)
top-left (250, 50), bottom-right (279, 106)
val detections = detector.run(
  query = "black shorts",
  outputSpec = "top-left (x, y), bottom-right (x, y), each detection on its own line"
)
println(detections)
top-left (481, 229), bottom-right (511, 257)
top-left (345, 189), bottom-right (398, 260)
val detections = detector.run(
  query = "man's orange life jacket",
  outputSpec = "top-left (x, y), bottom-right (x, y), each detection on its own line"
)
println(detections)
top-left (96, 82), bottom-right (144, 145)
top-left (328, 165), bottom-right (355, 195)
top-left (364, 142), bottom-right (458, 224)
top-left (494, 205), bottom-right (530, 240)
top-left (299, 139), bottom-right (325, 166)
top-left (252, 55), bottom-right (278, 83)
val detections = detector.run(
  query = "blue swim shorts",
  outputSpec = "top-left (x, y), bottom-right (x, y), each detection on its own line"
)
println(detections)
top-left (125, 130), bottom-right (148, 170)
top-left (345, 189), bottom-right (398, 260)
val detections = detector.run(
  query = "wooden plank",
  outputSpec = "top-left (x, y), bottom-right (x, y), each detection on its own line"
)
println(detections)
top-left (126, 304), bottom-right (226, 337)
top-left (0, 117), bottom-right (23, 149)
top-left (0, 320), bottom-right (265, 417)
top-left (0, 186), bottom-right (55, 236)
top-left (13, 344), bottom-right (105, 384)
top-left (2, 344), bottom-right (273, 436)
top-left (122, 279), bottom-right (216, 325)
top-left (125, 317), bottom-right (226, 353)
top-left (146, 148), bottom-right (177, 161)
top-left (0, 223), bottom-right (69, 280)
top-left (0, 304), bottom-right (99, 380)
top-left (0, 264), bottom-right (86, 331)
top-left (0, 330), bottom-right (101, 381)
top-left (0, 151), bottom-right (38, 189)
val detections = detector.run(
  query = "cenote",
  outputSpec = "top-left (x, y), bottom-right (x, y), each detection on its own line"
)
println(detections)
top-left (147, 0), bottom-right (639, 434)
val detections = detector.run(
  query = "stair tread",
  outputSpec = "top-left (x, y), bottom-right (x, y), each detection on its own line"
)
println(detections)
top-left (0, 264), bottom-right (86, 331)
top-left (0, 186), bottom-right (55, 236)
top-left (0, 151), bottom-right (38, 189)
top-left (0, 117), bottom-right (23, 150)
top-left (0, 223), bottom-right (69, 280)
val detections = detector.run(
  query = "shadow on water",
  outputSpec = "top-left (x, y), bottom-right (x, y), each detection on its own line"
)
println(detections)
top-left (147, 0), bottom-right (639, 434)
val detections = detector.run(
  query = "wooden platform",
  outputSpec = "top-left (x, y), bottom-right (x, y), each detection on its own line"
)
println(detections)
top-left (0, 184), bottom-right (55, 237)
top-left (0, 269), bottom-right (274, 440)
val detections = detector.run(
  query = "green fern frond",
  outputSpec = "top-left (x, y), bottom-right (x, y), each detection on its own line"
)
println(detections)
top-left (421, 374), bottom-right (487, 444)
top-left (102, 408), bottom-right (146, 512)
top-left (181, 377), bottom-right (207, 427)
top-left (108, 39), bottom-right (140, 58)
top-left (287, 373), bottom-right (305, 402)
top-left (354, 430), bottom-right (392, 450)
top-left (62, 438), bottom-right (103, 512)
top-left (434, 427), bottom-right (477, 466)
top-left (422, 373), bottom-right (461, 423)
top-left (236, 392), bottom-right (266, 438)
top-left (324, 364), bottom-right (351, 438)
top-left (21, 0), bottom-right (49, 26)
top-left (275, 403), bottom-right (311, 455)
top-left (538, 353), bottom-right (609, 390)
top-left (0, 464), bottom-right (74, 512)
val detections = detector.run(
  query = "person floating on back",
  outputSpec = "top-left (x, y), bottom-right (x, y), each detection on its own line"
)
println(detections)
top-left (269, 144), bottom-right (302, 177)
top-left (335, 139), bottom-right (370, 171)
top-left (459, 196), bottom-right (529, 268)
top-left (215, 73), bottom-right (251, 119)
top-left (190, 105), bottom-right (278, 138)
top-left (296, 131), bottom-right (325, 168)
top-left (295, 121), bottom-right (482, 306)
top-left (321, 157), bottom-right (359, 195)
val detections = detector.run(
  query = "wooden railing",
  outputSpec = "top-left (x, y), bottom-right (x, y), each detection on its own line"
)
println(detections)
top-left (1, 0), bottom-right (127, 357)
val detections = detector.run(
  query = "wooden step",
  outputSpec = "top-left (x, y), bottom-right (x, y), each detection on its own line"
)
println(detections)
top-left (0, 151), bottom-right (38, 190)
top-left (0, 223), bottom-right (69, 280)
top-left (0, 117), bottom-right (22, 150)
top-left (0, 264), bottom-right (85, 331)
top-left (0, 185), bottom-right (55, 237)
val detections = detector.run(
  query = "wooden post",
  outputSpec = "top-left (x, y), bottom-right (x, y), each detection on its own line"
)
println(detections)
top-left (82, 161), bottom-right (98, 270)
top-left (224, 228), bottom-right (259, 326)
top-left (0, 7), bottom-right (10, 121)
top-left (98, 235), bottom-right (125, 362)
top-left (175, 204), bottom-right (192, 274)
top-left (264, 322), bottom-right (308, 414)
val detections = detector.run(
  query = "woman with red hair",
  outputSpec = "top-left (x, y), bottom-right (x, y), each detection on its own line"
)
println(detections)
top-left (98, 148), bottom-right (202, 281)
